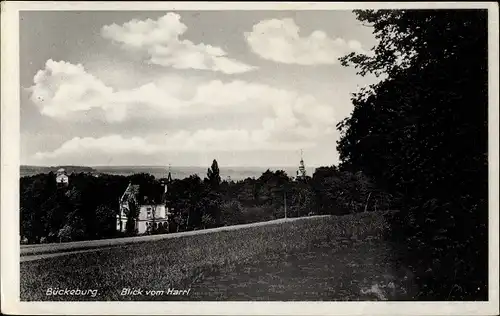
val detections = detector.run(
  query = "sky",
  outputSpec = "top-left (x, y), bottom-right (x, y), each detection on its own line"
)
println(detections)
top-left (20, 10), bottom-right (378, 167)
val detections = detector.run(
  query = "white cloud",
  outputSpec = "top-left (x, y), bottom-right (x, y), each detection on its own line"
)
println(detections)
top-left (30, 60), bottom-right (336, 127)
top-left (30, 60), bottom-right (339, 160)
top-left (192, 80), bottom-right (271, 107)
top-left (34, 131), bottom-right (318, 163)
top-left (245, 18), bottom-right (368, 65)
top-left (30, 59), bottom-right (194, 122)
top-left (34, 135), bottom-right (162, 160)
top-left (101, 13), bottom-right (256, 74)
top-left (30, 60), bottom-right (115, 119)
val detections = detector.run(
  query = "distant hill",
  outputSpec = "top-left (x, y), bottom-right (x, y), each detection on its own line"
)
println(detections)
top-left (20, 165), bottom-right (98, 177)
top-left (20, 165), bottom-right (319, 180)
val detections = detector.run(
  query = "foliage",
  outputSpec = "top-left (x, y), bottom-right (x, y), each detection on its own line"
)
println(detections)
top-left (206, 159), bottom-right (221, 189)
top-left (220, 200), bottom-right (244, 226)
top-left (57, 223), bottom-right (84, 243)
top-left (338, 9), bottom-right (488, 299)
top-left (20, 163), bottom-right (393, 244)
top-left (310, 166), bottom-right (397, 215)
top-left (124, 198), bottom-right (139, 236)
top-left (21, 163), bottom-right (400, 280)
top-left (204, 160), bottom-right (223, 226)
top-left (95, 205), bottom-right (117, 238)
top-left (167, 175), bottom-right (206, 231)
top-left (201, 214), bottom-right (216, 229)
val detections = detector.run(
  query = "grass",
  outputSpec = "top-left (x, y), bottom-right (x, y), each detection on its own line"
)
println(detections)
top-left (21, 216), bottom-right (331, 256)
top-left (20, 211), bottom-right (416, 301)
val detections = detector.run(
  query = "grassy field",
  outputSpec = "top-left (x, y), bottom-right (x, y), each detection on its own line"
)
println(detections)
top-left (21, 216), bottom-right (330, 258)
top-left (20, 211), bottom-right (417, 301)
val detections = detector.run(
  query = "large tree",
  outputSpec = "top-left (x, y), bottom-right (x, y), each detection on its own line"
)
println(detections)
top-left (207, 159), bottom-right (222, 189)
top-left (205, 159), bottom-right (222, 226)
top-left (338, 9), bottom-right (488, 300)
top-left (168, 175), bottom-right (206, 231)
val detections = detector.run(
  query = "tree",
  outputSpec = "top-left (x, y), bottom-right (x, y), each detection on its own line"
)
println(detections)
top-left (207, 159), bottom-right (221, 189)
top-left (338, 10), bottom-right (487, 200)
top-left (310, 167), bottom-right (377, 215)
top-left (168, 175), bottom-right (206, 231)
top-left (256, 170), bottom-right (290, 207)
top-left (338, 9), bottom-right (488, 300)
top-left (201, 214), bottom-right (216, 229)
top-left (57, 224), bottom-right (75, 243)
top-left (220, 200), bottom-right (244, 226)
top-left (95, 204), bottom-right (117, 238)
top-left (20, 173), bottom-right (58, 243)
top-left (19, 172), bottom-right (136, 243)
top-left (290, 181), bottom-right (315, 217)
top-left (205, 159), bottom-right (222, 226)
top-left (59, 212), bottom-right (86, 242)
top-left (125, 198), bottom-right (139, 236)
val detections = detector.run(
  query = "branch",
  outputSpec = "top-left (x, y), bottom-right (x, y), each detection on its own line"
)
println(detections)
top-left (364, 192), bottom-right (372, 212)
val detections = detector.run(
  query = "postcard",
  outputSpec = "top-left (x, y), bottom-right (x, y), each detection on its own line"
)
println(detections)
top-left (1, 1), bottom-right (498, 315)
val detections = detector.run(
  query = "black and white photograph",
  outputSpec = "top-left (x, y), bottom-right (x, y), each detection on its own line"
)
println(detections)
top-left (1, 2), bottom-right (499, 315)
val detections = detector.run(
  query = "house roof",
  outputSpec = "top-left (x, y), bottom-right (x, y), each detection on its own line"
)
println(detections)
top-left (121, 184), bottom-right (140, 202)
top-left (121, 183), bottom-right (164, 205)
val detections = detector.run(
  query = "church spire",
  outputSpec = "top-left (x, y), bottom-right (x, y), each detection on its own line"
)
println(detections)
top-left (298, 149), bottom-right (306, 179)
top-left (161, 164), bottom-right (173, 202)
top-left (167, 164), bottom-right (173, 182)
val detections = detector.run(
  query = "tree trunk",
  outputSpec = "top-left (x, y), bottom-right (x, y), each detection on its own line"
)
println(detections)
top-left (364, 192), bottom-right (372, 213)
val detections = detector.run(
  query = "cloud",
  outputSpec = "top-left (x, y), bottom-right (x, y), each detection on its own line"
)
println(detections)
top-left (245, 18), bottom-right (368, 65)
top-left (30, 59), bottom-right (194, 122)
top-left (101, 13), bottom-right (256, 74)
top-left (30, 60), bottom-right (115, 119)
top-left (34, 135), bottom-right (162, 160)
top-left (29, 60), bottom-right (338, 161)
top-left (34, 131), bottom-right (318, 163)
top-left (30, 60), bottom-right (336, 127)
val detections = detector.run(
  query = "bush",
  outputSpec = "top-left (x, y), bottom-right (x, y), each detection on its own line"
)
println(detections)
top-left (201, 214), bottom-right (216, 229)
top-left (220, 200), bottom-right (244, 226)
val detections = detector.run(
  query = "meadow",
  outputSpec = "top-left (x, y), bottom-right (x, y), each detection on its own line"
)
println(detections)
top-left (20, 211), bottom-right (416, 301)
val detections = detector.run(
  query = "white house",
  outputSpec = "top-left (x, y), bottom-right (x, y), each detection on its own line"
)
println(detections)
top-left (116, 172), bottom-right (173, 234)
top-left (56, 168), bottom-right (69, 186)
top-left (135, 204), bottom-right (171, 234)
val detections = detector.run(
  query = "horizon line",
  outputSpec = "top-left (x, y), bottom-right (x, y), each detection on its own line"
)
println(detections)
top-left (21, 164), bottom-right (331, 168)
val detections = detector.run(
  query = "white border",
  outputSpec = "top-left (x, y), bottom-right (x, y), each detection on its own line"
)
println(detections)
top-left (1, 2), bottom-right (499, 315)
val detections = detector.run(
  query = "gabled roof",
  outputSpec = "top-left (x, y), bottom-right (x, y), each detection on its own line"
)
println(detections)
top-left (121, 183), bottom-right (140, 203)
top-left (121, 182), bottom-right (165, 205)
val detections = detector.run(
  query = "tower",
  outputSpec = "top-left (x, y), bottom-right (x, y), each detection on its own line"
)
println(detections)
top-left (298, 149), bottom-right (306, 179)
top-left (166, 164), bottom-right (173, 183)
top-left (162, 164), bottom-right (173, 194)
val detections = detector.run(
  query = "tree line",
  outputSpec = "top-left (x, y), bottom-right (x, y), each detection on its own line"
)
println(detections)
top-left (337, 9), bottom-right (488, 300)
top-left (20, 160), bottom-right (394, 244)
